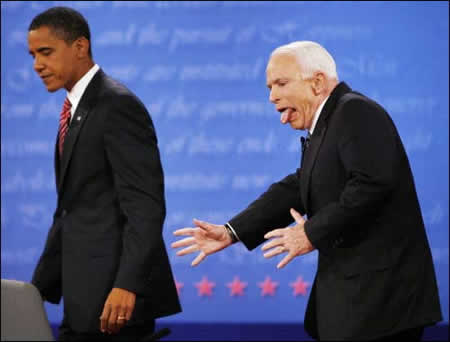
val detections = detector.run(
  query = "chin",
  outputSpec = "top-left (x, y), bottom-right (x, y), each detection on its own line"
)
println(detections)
top-left (291, 125), bottom-right (305, 131)
top-left (45, 84), bottom-right (62, 93)
top-left (42, 78), bottom-right (65, 92)
top-left (290, 121), bottom-right (306, 131)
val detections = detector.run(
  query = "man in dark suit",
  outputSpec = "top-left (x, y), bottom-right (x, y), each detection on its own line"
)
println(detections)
top-left (28, 7), bottom-right (181, 340)
top-left (172, 41), bottom-right (442, 340)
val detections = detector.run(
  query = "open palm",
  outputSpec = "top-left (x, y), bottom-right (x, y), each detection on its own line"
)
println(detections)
top-left (171, 219), bottom-right (233, 266)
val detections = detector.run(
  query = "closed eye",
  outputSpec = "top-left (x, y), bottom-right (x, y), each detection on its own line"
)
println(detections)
top-left (38, 48), bottom-right (52, 56)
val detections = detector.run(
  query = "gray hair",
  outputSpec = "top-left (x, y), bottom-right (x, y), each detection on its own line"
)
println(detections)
top-left (270, 41), bottom-right (338, 80)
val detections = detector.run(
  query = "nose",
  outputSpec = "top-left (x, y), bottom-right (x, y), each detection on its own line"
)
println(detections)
top-left (33, 56), bottom-right (45, 73)
top-left (269, 88), bottom-right (279, 104)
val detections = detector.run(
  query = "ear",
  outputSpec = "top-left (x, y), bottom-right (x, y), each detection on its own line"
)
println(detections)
top-left (311, 72), bottom-right (326, 96)
top-left (74, 37), bottom-right (90, 59)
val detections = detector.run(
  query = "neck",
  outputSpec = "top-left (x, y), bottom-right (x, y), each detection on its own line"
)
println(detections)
top-left (317, 79), bottom-right (338, 105)
top-left (78, 59), bottom-right (95, 79)
top-left (67, 59), bottom-right (95, 91)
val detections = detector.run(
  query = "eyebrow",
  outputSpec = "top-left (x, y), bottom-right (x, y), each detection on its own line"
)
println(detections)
top-left (267, 78), bottom-right (277, 89)
top-left (29, 46), bottom-right (52, 55)
top-left (267, 78), bottom-right (286, 89)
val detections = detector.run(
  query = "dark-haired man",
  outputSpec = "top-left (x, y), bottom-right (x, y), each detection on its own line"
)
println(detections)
top-left (28, 6), bottom-right (181, 340)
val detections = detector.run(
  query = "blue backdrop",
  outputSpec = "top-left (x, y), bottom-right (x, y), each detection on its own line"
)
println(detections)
top-left (1, 0), bottom-right (448, 332)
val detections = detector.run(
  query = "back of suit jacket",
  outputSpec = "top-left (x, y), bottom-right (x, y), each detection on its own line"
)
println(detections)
top-left (229, 82), bottom-right (442, 340)
top-left (32, 70), bottom-right (181, 333)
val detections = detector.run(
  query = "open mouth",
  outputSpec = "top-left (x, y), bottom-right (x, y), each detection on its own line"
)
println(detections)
top-left (278, 107), bottom-right (296, 123)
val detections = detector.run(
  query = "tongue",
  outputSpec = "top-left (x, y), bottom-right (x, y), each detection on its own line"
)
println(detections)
top-left (281, 108), bottom-right (294, 123)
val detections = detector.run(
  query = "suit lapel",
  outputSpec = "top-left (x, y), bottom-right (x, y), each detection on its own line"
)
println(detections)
top-left (300, 82), bottom-right (352, 214)
top-left (58, 107), bottom-right (88, 189)
top-left (54, 133), bottom-right (62, 193)
top-left (58, 70), bottom-right (105, 190)
top-left (300, 125), bottom-right (327, 214)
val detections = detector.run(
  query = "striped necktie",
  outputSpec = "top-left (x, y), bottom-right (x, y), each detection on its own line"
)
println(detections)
top-left (58, 97), bottom-right (72, 157)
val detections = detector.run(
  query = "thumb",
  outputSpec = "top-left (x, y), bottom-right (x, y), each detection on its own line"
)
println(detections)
top-left (193, 218), bottom-right (212, 231)
top-left (290, 208), bottom-right (305, 225)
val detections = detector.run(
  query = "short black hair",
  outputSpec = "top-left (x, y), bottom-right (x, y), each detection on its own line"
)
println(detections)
top-left (29, 6), bottom-right (93, 58)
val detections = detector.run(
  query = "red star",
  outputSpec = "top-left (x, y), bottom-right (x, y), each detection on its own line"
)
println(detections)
top-left (289, 276), bottom-right (310, 296)
top-left (258, 276), bottom-right (278, 296)
top-left (226, 276), bottom-right (248, 296)
top-left (175, 279), bottom-right (184, 295)
top-left (195, 276), bottom-right (216, 297)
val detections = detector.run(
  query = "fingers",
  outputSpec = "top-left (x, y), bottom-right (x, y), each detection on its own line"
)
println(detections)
top-left (173, 227), bottom-right (196, 236)
top-left (99, 289), bottom-right (136, 335)
top-left (115, 305), bottom-right (130, 333)
top-left (125, 304), bottom-right (133, 321)
top-left (193, 218), bottom-right (213, 231)
top-left (107, 304), bottom-right (120, 335)
top-left (99, 304), bottom-right (111, 333)
top-left (176, 244), bottom-right (199, 256)
top-left (277, 253), bottom-right (295, 269)
top-left (191, 251), bottom-right (206, 266)
top-left (261, 238), bottom-right (283, 252)
top-left (172, 219), bottom-right (220, 266)
top-left (116, 312), bottom-right (127, 330)
top-left (171, 236), bottom-right (195, 249)
top-left (99, 303), bottom-right (120, 335)
top-left (263, 245), bottom-right (286, 259)
top-left (263, 229), bottom-right (287, 258)
top-left (290, 208), bottom-right (305, 225)
top-left (264, 228), bottom-right (284, 240)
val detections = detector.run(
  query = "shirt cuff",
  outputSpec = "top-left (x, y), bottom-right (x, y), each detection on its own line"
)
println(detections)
top-left (225, 222), bottom-right (240, 242)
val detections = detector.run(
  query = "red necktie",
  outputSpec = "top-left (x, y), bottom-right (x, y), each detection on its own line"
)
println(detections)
top-left (58, 97), bottom-right (72, 157)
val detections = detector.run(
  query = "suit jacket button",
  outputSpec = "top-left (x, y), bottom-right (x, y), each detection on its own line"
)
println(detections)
top-left (61, 209), bottom-right (67, 218)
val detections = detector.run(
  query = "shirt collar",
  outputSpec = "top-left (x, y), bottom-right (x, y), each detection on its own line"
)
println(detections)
top-left (310, 95), bottom-right (329, 135)
top-left (66, 64), bottom-right (100, 117)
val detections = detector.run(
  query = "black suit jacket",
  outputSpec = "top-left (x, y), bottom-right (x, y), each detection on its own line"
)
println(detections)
top-left (32, 69), bottom-right (181, 333)
top-left (229, 82), bottom-right (442, 340)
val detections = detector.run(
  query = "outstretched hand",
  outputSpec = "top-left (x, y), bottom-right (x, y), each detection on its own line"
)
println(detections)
top-left (171, 219), bottom-right (233, 266)
top-left (262, 208), bottom-right (315, 269)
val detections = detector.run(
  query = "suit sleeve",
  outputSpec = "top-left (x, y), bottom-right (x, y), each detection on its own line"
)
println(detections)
top-left (31, 218), bottom-right (62, 304)
top-left (229, 169), bottom-right (305, 250)
top-left (103, 94), bottom-right (166, 295)
top-left (304, 98), bottom-right (400, 250)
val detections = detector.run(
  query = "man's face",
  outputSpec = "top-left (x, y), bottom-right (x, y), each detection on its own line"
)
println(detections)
top-left (28, 26), bottom-right (79, 92)
top-left (266, 53), bottom-right (317, 130)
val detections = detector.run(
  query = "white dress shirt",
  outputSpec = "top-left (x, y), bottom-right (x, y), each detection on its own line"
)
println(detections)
top-left (310, 95), bottom-right (330, 135)
top-left (66, 64), bottom-right (100, 122)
